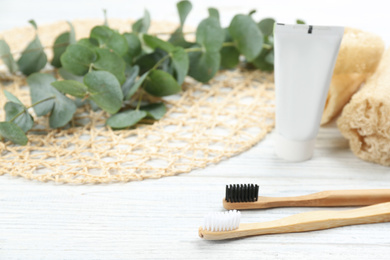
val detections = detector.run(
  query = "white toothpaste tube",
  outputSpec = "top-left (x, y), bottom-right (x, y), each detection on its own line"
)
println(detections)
top-left (274, 23), bottom-right (344, 162)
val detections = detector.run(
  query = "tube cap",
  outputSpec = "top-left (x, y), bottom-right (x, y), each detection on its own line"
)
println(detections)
top-left (274, 133), bottom-right (315, 162)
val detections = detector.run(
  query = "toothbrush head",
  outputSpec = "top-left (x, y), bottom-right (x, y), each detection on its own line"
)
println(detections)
top-left (202, 210), bottom-right (241, 232)
top-left (225, 184), bottom-right (259, 203)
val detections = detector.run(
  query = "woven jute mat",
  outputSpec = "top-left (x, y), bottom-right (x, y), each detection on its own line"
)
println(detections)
top-left (0, 19), bottom-right (275, 183)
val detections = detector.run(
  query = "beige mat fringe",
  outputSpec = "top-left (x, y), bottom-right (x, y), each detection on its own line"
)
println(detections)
top-left (0, 20), bottom-right (274, 183)
top-left (338, 48), bottom-right (390, 166)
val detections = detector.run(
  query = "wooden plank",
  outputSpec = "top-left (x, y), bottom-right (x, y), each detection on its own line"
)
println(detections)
top-left (1, 127), bottom-right (390, 259)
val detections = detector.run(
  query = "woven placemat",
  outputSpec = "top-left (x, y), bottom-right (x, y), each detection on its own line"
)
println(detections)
top-left (0, 20), bottom-right (275, 183)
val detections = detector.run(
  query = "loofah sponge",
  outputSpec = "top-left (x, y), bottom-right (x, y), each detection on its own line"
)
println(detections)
top-left (338, 48), bottom-right (390, 166)
top-left (333, 27), bottom-right (385, 75)
top-left (321, 28), bottom-right (385, 125)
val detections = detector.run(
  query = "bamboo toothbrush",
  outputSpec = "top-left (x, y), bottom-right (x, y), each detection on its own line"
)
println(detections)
top-left (199, 202), bottom-right (390, 240)
top-left (223, 184), bottom-right (390, 210)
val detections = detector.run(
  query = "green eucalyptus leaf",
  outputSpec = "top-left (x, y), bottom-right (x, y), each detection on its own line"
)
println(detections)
top-left (103, 9), bottom-right (109, 26)
top-left (258, 18), bottom-right (276, 37)
top-left (125, 71), bottom-right (149, 100)
top-left (135, 48), bottom-right (168, 75)
top-left (60, 44), bottom-right (97, 76)
top-left (132, 10), bottom-right (151, 34)
top-left (93, 48), bottom-right (126, 84)
top-left (74, 98), bottom-right (99, 111)
top-left (171, 47), bottom-right (189, 85)
top-left (3, 90), bottom-right (23, 105)
top-left (58, 67), bottom-right (84, 82)
top-left (90, 26), bottom-right (128, 56)
top-left (67, 21), bottom-right (76, 44)
top-left (251, 48), bottom-right (274, 71)
top-left (188, 50), bottom-right (220, 83)
top-left (83, 71), bottom-right (123, 114)
top-left (29, 20), bottom-right (38, 30)
top-left (77, 38), bottom-right (99, 50)
top-left (0, 122), bottom-right (28, 145)
top-left (177, 0), bottom-right (192, 26)
top-left (140, 102), bottom-right (166, 120)
top-left (106, 109), bottom-right (147, 129)
top-left (296, 19), bottom-right (306, 24)
top-left (51, 80), bottom-right (88, 98)
top-left (51, 32), bottom-right (71, 68)
top-left (248, 10), bottom-right (256, 16)
top-left (27, 73), bottom-right (56, 116)
top-left (4, 102), bottom-right (34, 133)
top-left (143, 70), bottom-right (181, 97)
top-left (196, 17), bottom-right (224, 52)
top-left (0, 40), bottom-right (18, 73)
top-left (208, 8), bottom-right (220, 21)
top-left (50, 92), bottom-right (77, 128)
top-left (169, 1), bottom-right (193, 48)
top-left (123, 32), bottom-right (142, 64)
top-left (17, 37), bottom-right (47, 76)
top-left (265, 50), bottom-right (274, 65)
top-left (220, 46), bottom-right (240, 69)
top-left (121, 65), bottom-right (139, 99)
top-left (143, 34), bottom-right (175, 53)
top-left (229, 14), bottom-right (263, 61)
top-left (220, 28), bottom-right (239, 69)
top-left (27, 73), bottom-right (76, 128)
top-left (51, 22), bottom-right (76, 68)
top-left (168, 28), bottom-right (193, 48)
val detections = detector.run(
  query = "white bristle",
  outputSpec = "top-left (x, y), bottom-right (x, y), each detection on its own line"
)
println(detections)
top-left (203, 210), bottom-right (241, 232)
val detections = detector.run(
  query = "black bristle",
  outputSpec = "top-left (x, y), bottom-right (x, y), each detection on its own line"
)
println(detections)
top-left (225, 183), bottom-right (259, 203)
top-left (244, 184), bottom-right (248, 202)
top-left (250, 184), bottom-right (254, 202)
top-left (234, 184), bottom-right (238, 202)
top-left (237, 185), bottom-right (243, 202)
top-left (225, 185), bottom-right (229, 202)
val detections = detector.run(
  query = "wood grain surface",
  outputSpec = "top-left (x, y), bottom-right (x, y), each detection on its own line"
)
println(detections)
top-left (1, 127), bottom-right (390, 259)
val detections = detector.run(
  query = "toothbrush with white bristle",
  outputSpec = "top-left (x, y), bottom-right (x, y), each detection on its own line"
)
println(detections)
top-left (199, 202), bottom-right (390, 240)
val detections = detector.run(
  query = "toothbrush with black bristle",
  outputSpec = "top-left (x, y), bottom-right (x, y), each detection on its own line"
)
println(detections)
top-left (223, 184), bottom-right (390, 210)
top-left (199, 202), bottom-right (390, 240)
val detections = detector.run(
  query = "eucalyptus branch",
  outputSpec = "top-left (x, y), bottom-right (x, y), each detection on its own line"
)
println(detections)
top-left (0, 1), bottom-right (281, 144)
top-left (9, 96), bottom-right (55, 123)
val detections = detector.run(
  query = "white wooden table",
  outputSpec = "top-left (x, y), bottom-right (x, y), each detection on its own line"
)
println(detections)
top-left (1, 1), bottom-right (390, 259)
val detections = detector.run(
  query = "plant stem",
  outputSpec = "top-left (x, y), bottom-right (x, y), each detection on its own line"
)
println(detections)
top-left (222, 42), bottom-right (235, 47)
top-left (151, 54), bottom-right (171, 70)
top-left (9, 96), bottom-right (55, 123)
top-left (263, 43), bottom-right (272, 50)
top-left (136, 92), bottom-right (143, 110)
top-left (185, 47), bottom-right (203, 53)
top-left (184, 42), bottom-right (271, 53)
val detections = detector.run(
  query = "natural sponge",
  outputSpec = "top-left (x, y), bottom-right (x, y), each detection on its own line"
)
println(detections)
top-left (333, 27), bottom-right (385, 75)
top-left (338, 48), bottom-right (390, 166)
top-left (321, 28), bottom-right (385, 124)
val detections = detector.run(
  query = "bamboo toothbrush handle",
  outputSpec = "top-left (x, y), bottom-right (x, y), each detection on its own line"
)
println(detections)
top-left (223, 189), bottom-right (390, 210)
top-left (201, 202), bottom-right (390, 240)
